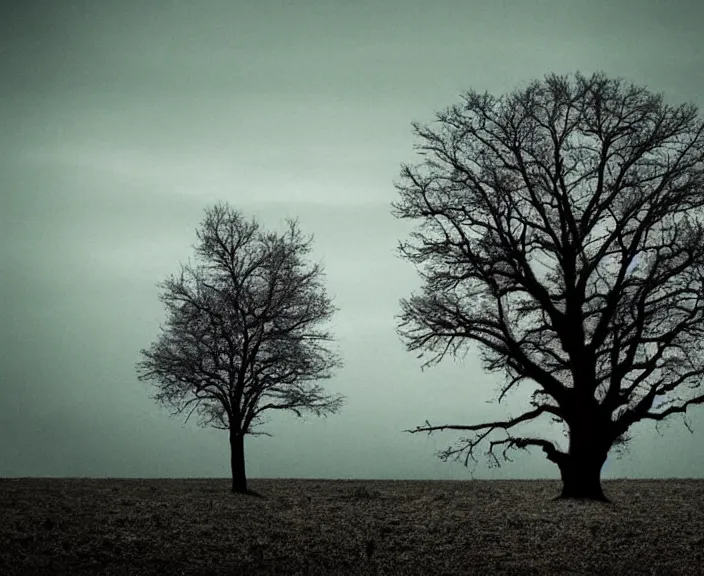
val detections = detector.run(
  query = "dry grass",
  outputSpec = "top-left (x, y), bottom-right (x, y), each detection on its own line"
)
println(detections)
top-left (1, 478), bottom-right (703, 575)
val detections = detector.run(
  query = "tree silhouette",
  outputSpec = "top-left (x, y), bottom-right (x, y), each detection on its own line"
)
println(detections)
top-left (137, 203), bottom-right (344, 493)
top-left (393, 72), bottom-right (704, 501)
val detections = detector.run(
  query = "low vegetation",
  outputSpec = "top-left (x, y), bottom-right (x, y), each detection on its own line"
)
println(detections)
top-left (1, 478), bottom-right (703, 575)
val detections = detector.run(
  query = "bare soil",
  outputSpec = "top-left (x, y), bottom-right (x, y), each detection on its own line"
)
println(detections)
top-left (1, 478), bottom-right (702, 575)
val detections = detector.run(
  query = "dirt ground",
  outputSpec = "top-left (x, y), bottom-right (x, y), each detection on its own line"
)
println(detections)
top-left (1, 478), bottom-right (702, 575)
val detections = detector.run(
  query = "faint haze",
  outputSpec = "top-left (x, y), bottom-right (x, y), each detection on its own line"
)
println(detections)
top-left (1, 0), bottom-right (703, 480)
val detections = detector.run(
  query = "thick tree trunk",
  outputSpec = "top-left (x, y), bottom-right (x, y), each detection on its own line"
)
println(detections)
top-left (553, 393), bottom-right (613, 502)
top-left (557, 429), bottom-right (609, 502)
top-left (557, 454), bottom-right (608, 501)
top-left (230, 430), bottom-right (247, 494)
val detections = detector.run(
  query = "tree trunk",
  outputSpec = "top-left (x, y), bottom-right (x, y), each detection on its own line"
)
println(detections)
top-left (557, 437), bottom-right (609, 502)
top-left (229, 430), bottom-right (247, 494)
top-left (558, 455), bottom-right (608, 501)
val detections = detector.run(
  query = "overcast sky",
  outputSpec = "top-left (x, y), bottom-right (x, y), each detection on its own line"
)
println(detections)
top-left (2, 0), bottom-right (703, 481)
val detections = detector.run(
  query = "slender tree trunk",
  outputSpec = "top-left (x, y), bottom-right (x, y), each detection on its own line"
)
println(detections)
top-left (557, 430), bottom-right (609, 502)
top-left (230, 430), bottom-right (247, 494)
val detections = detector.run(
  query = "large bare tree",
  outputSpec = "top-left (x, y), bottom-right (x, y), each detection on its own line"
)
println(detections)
top-left (393, 72), bottom-right (704, 501)
top-left (137, 203), bottom-right (344, 494)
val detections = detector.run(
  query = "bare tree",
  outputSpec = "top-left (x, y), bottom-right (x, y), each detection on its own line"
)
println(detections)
top-left (136, 203), bottom-right (344, 494)
top-left (392, 72), bottom-right (704, 501)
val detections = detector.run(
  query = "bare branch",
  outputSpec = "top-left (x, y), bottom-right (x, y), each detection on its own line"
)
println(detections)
top-left (405, 405), bottom-right (558, 435)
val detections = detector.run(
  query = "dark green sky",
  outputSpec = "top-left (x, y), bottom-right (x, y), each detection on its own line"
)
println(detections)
top-left (2, 0), bottom-right (703, 480)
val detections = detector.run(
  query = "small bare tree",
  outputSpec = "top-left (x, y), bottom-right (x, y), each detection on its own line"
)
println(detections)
top-left (393, 72), bottom-right (704, 501)
top-left (136, 203), bottom-right (344, 493)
